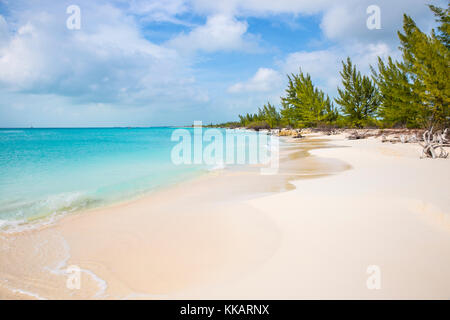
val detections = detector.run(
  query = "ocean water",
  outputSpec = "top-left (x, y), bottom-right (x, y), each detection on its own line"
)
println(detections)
top-left (0, 127), bottom-right (273, 230)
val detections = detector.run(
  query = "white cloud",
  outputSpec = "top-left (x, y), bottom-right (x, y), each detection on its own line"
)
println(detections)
top-left (168, 14), bottom-right (258, 53)
top-left (190, 0), bottom-right (332, 16)
top-left (0, 0), bottom-right (440, 95)
top-left (0, 2), bottom-right (205, 106)
top-left (0, 15), bottom-right (9, 45)
top-left (320, 4), bottom-right (360, 41)
top-left (124, 0), bottom-right (191, 25)
top-left (190, 0), bottom-right (443, 45)
top-left (228, 68), bottom-right (282, 93)
top-left (319, 0), bottom-right (443, 44)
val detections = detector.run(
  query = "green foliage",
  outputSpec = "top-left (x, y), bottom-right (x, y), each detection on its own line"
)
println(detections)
top-left (398, 10), bottom-right (449, 129)
top-left (238, 113), bottom-right (259, 126)
top-left (429, 2), bottom-right (450, 49)
top-left (371, 57), bottom-right (422, 128)
top-left (237, 102), bottom-right (281, 128)
top-left (257, 102), bottom-right (282, 128)
top-left (246, 121), bottom-right (271, 131)
top-left (280, 70), bottom-right (339, 128)
top-left (335, 57), bottom-right (380, 128)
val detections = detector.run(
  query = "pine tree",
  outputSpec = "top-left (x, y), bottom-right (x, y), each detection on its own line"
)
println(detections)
top-left (255, 102), bottom-right (281, 128)
top-left (398, 12), bottom-right (450, 129)
top-left (335, 57), bottom-right (380, 127)
top-left (281, 70), bottom-right (338, 127)
top-left (321, 95), bottom-right (339, 124)
top-left (263, 102), bottom-right (281, 128)
top-left (280, 75), bottom-right (299, 127)
top-left (371, 56), bottom-right (421, 127)
top-left (429, 2), bottom-right (450, 49)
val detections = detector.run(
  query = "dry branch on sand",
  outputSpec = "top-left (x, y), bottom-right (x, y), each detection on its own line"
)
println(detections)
top-left (322, 128), bottom-right (339, 136)
top-left (344, 127), bottom-right (448, 159)
top-left (277, 126), bottom-right (448, 159)
top-left (347, 130), bottom-right (370, 140)
top-left (419, 128), bottom-right (449, 159)
top-left (381, 133), bottom-right (419, 144)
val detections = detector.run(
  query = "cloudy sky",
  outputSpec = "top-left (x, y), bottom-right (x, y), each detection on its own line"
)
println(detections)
top-left (0, 0), bottom-right (445, 127)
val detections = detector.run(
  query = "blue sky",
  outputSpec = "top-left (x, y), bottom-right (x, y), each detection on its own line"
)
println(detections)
top-left (0, 0), bottom-right (445, 127)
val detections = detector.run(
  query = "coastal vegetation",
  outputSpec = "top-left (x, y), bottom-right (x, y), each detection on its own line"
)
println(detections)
top-left (213, 3), bottom-right (449, 131)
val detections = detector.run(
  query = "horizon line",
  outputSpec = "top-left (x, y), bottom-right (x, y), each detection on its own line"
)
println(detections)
top-left (0, 126), bottom-right (197, 129)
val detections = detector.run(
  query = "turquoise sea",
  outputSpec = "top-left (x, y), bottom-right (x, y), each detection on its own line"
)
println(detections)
top-left (0, 127), bottom-right (271, 230)
top-left (0, 128), bottom-right (207, 229)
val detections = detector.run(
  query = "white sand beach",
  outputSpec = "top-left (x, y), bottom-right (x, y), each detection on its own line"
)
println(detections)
top-left (1, 134), bottom-right (449, 299)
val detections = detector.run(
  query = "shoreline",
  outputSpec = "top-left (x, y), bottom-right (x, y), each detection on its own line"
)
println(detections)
top-left (1, 134), bottom-right (449, 299)
top-left (0, 128), bottom-right (281, 234)
top-left (0, 135), bottom-right (346, 299)
top-left (0, 134), bottom-right (331, 235)
top-left (0, 167), bottom-right (208, 235)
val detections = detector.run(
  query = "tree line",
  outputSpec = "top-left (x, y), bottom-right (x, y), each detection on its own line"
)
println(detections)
top-left (214, 3), bottom-right (449, 130)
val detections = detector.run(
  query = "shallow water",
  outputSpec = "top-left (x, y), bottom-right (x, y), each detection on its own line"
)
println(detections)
top-left (0, 127), bottom-right (275, 230)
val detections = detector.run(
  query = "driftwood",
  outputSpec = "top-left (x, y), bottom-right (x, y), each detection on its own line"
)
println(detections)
top-left (381, 135), bottom-right (398, 143)
top-left (347, 130), bottom-right (369, 140)
top-left (325, 129), bottom-right (339, 135)
top-left (419, 128), bottom-right (449, 159)
top-left (381, 133), bottom-right (419, 144)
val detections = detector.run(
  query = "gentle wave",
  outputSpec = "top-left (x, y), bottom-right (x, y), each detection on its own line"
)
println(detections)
top-left (0, 191), bottom-right (100, 233)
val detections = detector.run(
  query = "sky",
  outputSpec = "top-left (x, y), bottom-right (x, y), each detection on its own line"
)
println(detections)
top-left (0, 0), bottom-right (445, 127)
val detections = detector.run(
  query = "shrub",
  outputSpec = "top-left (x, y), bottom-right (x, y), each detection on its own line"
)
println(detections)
top-left (246, 121), bottom-right (271, 131)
